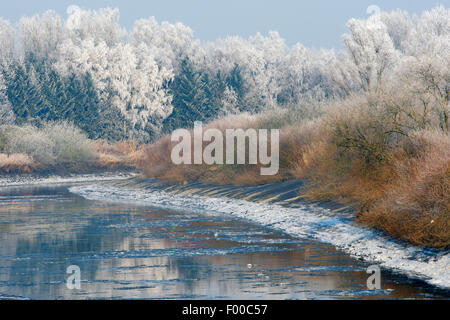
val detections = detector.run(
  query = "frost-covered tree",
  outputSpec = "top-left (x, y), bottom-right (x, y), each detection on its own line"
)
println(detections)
top-left (201, 31), bottom-right (287, 112)
top-left (56, 9), bottom-right (174, 136)
top-left (0, 18), bottom-right (15, 66)
top-left (380, 9), bottom-right (413, 53)
top-left (220, 86), bottom-right (240, 115)
top-left (58, 40), bottom-right (173, 134)
top-left (130, 17), bottom-right (198, 73)
top-left (278, 44), bottom-right (336, 104)
top-left (341, 15), bottom-right (399, 93)
top-left (64, 6), bottom-right (126, 47)
top-left (379, 6), bottom-right (450, 132)
top-left (19, 11), bottom-right (63, 61)
top-left (395, 52), bottom-right (450, 132)
top-left (407, 5), bottom-right (450, 56)
top-left (0, 73), bottom-right (14, 125)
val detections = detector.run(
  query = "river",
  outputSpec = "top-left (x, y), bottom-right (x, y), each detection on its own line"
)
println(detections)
top-left (0, 179), bottom-right (448, 299)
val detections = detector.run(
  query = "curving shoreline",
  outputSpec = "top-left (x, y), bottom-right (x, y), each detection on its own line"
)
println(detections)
top-left (0, 171), bottom-right (138, 188)
top-left (69, 177), bottom-right (450, 290)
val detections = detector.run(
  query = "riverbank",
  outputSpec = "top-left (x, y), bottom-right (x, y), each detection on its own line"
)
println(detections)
top-left (139, 103), bottom-right (450, 249)
top-left (0, 171), bottom-right (138, 188)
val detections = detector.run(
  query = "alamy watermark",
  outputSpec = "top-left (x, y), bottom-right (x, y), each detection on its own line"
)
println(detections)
top-left (170, 121), bottom-right (279, 175)
top-left (367, 4), bottom-right (381, 21)
top-left (366, 265), bottom-right (381, 290)
top-left (66, 265), bottom-right (81, 290)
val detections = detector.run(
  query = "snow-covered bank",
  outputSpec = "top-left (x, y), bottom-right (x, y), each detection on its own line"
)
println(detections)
top-left (0, 172), bottom-right (137, 188)
top-left (69, 182), bottom-right (450, 289)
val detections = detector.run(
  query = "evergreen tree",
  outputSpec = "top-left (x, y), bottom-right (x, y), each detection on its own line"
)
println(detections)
top-left (162, 58), bottom-right (235, 134)
top-left (0, 73), bottom-right (15, 125)
top-left (227, 64), bottom-right (245, 105)
top-left (162, 58), bottom-right (207, 133)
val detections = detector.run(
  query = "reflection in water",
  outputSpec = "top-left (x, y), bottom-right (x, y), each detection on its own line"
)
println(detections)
top-left (0, 185), bottom-right (448, 300)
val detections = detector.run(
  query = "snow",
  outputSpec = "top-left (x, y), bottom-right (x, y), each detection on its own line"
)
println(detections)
top-left (0, 172), bottom-right (137, 188)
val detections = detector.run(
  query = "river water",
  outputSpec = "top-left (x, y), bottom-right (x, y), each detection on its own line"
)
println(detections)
top-left (0, 181), bottom-right (448, 300)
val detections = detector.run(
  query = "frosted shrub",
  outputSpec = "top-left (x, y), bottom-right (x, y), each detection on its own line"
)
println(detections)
top-left (1, 122), bottom-right (95, 167)
top-left (2, 125), bottom-right (56, 166)
top-left (255, 103), bottom-right (323, 129)
top-left (42, 122), bottom-right (95, 164)
top-left (329, 94), bottom-right (423, 165)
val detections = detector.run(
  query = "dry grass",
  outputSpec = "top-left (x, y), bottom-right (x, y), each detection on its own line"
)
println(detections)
top-left (358, 130), bottom-right (450, 247)
top-left (290, 110), bottom-right (450, 247)
top-left (0, 153), bottom-right (35, 173)
top-left (92, 140), bottom-right (143, 170)
top-left (140, 113), bottom-right (289, 185)
top-left (292, 127), bottom-right (449, 248)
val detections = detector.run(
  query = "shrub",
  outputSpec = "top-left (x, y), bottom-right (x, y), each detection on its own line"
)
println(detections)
top-left (0, 122), bottom-right (95, 168)
top-left (1, 125), bottom-right (56, 166)
top-left (42, 122), bottom-right (95, 164)
top-left (359, 130), bottom-right (450, 247)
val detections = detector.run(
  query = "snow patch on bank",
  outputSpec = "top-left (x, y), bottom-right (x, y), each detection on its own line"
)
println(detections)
top-left (69, 184), bottom-right (450, 289)
top-left (0, 172), bottom-right (137, 188)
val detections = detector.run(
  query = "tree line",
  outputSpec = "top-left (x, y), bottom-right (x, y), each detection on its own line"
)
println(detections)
top-left (0, 6), bottom-right (448, 142)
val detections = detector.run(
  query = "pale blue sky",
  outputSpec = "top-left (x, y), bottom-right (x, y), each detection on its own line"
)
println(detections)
top-left (1, 0), bottom-right (448, 48)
